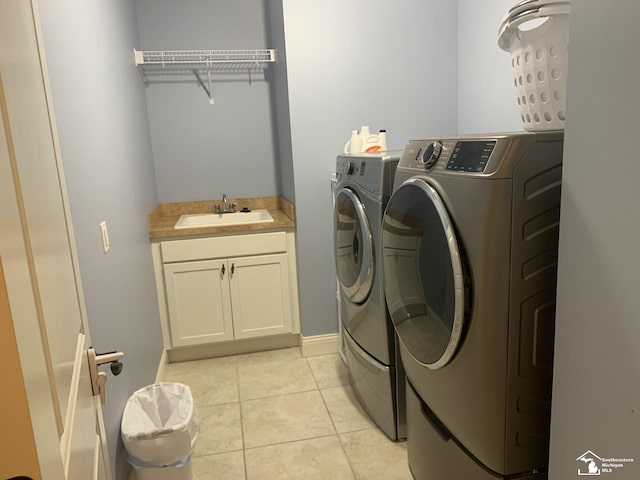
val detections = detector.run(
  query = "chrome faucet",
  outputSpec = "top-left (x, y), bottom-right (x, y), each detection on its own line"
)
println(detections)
top-left (215, 193), bottom-right (237, 214)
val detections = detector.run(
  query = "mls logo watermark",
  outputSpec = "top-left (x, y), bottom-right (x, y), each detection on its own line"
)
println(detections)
top-left (576, 450), bottom-right (635, 476)
top-left (577, 451), bottom-right (601, 475)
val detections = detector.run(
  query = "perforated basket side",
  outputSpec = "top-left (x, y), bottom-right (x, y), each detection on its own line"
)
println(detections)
top-left (510, 14), bottom-right (570, 131)
top-left (499, 3), bottom-right (571, 132)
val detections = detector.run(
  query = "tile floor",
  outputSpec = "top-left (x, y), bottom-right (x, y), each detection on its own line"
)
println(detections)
top-left (163, 346), bottom-right (413, 480)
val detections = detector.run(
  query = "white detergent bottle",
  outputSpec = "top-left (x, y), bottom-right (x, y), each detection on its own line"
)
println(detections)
top-left (359, 125), bottom-right (379, 152)
top-left (344, 130), bottom-right (364, 153)
top-left (350, 130), bottom-right (363, 153)
top-left (361, 128), bottom-right (389, 153)
top-left (378, 129), bottom-right (388, 151)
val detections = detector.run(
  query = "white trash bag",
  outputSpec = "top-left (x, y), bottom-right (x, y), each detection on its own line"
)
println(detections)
top-left (121, 382), bottom-right (199, 466)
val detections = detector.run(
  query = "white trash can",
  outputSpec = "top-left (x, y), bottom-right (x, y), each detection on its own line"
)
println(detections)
top-left (121, 382), bottom-right (199, 480)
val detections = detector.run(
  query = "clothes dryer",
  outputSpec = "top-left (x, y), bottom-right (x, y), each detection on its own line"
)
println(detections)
top-left (381, 132), bottom-right (563, 478)
top-left (334, 151), bottom-right (405, 440)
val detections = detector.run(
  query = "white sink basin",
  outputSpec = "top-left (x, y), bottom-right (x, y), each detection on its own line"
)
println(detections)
top-left (175, 209), bottom-right (274, 229)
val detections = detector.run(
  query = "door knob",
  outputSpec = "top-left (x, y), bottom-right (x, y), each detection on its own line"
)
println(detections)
top-left (88, 348), bottom-right (124, 405)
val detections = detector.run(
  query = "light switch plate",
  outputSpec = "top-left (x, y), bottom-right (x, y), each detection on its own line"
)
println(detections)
top-left (99, 221), bottom-right (110, 254)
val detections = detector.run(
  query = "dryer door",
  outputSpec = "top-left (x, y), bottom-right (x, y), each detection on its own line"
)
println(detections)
top-left (335, 187), bottom-right (374, 304)
top-left (382, 178), bottom-right (466, 369)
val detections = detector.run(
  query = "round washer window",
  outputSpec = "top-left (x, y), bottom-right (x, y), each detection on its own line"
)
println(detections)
top-left (382, 178), bottom-right (466, 369)
top-left (335, 188), bottom-right (374, 304)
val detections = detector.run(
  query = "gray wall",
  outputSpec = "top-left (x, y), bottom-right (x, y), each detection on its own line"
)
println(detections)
top-left (549, 1), bottom-right (640, 478)
top-left (281, 0), bottom-right (459, 336)
top-left (136, 0), bottom-right (282, 203)
top-left (265, 0), bottom-right (295, 203)
top-left (36, 1), bottom-right (163, 479)
top-left (457, 0), bottom-right (521, 133)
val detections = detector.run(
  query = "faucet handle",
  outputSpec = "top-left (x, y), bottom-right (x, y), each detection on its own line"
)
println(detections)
top-left (214, 204), bottom-right (221, 214)
top-left (230, 202), bottom-right (237, 213)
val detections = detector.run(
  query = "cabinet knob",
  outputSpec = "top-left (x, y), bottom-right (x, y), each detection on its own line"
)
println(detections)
top-left (221, 264), bottom-right (225, 276)
top-left (231, 263), bottom-right (235, 277)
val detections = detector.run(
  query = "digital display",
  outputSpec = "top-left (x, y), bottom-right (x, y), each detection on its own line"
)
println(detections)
top-left (445, 141), bottom-right (496, 173)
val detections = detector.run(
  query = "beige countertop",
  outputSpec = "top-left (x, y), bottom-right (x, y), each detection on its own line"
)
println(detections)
top-left (148, 196), bottom-right (295, 240)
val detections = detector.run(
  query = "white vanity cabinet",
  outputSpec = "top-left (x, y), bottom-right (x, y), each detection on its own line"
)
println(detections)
top-left (154, 231), bottom-right (299, 350)
top-left (226, 253), bottom-right (291, 339)
top-left (163, 259), bottom-right (234, 346)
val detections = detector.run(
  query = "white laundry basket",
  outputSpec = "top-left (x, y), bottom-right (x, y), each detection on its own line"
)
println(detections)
top-left (121, 382), bottom-right (199, 480)
top-left (498, 0), bottom-right (571, 131)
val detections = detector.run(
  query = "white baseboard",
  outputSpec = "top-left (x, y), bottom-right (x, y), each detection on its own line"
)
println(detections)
top-left (155, 349), bottom-right (169, 383)
top-left (167, 334), bottom-right (300, 363)
top-left (160, 333), bottom-right (340, 364)
top-left (300, 333), bottom-right (340, 357)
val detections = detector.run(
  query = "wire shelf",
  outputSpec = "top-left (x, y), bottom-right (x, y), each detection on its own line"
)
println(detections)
top-left (134, 49), bottom-right (276, 68)
top-left (133, 49), bottom-right (276, 105)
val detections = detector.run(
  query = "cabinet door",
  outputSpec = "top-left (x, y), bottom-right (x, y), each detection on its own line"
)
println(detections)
top-left (164, 260), bottom-right (233, 346)
top-left (229, 254), bottom-right (292, 339)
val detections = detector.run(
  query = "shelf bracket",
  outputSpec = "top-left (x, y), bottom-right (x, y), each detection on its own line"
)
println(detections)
top-left (192, 69), bottom-right (214, 105)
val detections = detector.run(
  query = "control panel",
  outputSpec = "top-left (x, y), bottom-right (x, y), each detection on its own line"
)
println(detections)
top-left (402, 139), bottom-right (497, 174)
top-left (445, 141), bottom-right (496, 173)
top-left (336, 153), bottom-right (401, 196)
top-left (336, 156), bottom-right (383, 194)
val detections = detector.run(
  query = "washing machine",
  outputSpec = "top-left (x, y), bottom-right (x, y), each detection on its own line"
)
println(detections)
top-left (334, 150), bottom-right (405, 441)
top-left (381, 132), bottom-right (563, 479)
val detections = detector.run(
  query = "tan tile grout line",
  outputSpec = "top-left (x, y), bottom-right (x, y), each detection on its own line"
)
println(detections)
top-left (239, 385), bottom-right (319, 403)
top-left (305, 355), bottom-right (322, 388)
top-left (193, 399), bottom-right (240, 410)
top-left (312, 356), bottom-right (358, 480)
top-left (235, 359), bottom-right (248, 480)
top-left (244, 432), bottom-right (341, 452)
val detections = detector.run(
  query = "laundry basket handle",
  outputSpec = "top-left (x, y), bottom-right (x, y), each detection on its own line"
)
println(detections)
top-left (498, 3), bottom-right (570, 51)
top-left (503, 0), bottom-right (563, 21)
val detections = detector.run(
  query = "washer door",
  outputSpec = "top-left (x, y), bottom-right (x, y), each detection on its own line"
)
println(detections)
top-left (382, 178), bottom-right (466, 369)
top-left (335, 187), bottom-right (374, 304)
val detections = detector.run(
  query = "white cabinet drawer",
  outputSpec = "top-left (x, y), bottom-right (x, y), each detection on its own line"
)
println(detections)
top-left (161, 231), bottom-right (287, 262)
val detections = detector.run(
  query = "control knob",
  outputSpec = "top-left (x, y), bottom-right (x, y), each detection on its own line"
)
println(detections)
top-left (345, 161), bottom-right (356, 175)
top-left (422, 141), bottom-right (443, 168)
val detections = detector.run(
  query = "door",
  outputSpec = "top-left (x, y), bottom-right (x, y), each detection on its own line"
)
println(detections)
top-left (231, 253), bottom-right (292, 339)
top-left (0, 259), bottom-right (42, 479)
top-left (164, 260), bottom-right (234, 346)
top-left (334, 187), bottom-right (374, 304)
top-left (381, 178), bottom-right (467, 370)
top-left (0, 2), bottom-right (110, 479)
